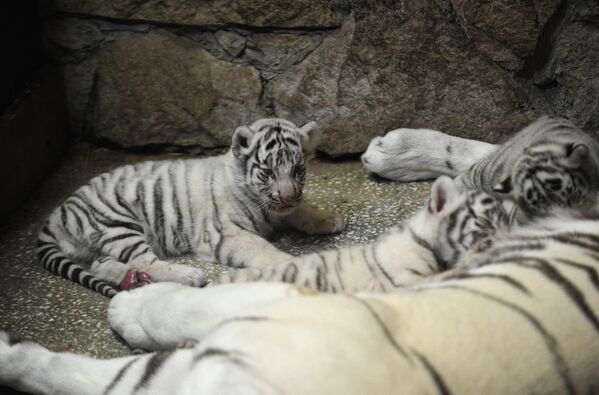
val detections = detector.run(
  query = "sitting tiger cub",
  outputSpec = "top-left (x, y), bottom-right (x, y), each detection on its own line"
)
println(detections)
top-left (37, 118), bottom-right (345, 297)
top-left (212, 176), bottom-right (508, 292)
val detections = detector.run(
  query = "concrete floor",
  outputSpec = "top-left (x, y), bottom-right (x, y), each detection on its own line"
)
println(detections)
top-left (0, 143), bottom-right (431, 358)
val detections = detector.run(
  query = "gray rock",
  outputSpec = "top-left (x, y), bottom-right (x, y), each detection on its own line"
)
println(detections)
top-left (44, 0), bottom-right (598, 155)
top-left (49, 0), bottom-right (342, 28)
top-left (245, 33), bottom-right (324, 71)
top-left (451, 0), bottom-right (539, 70)
top-left (215, 31), bottom-right (246, 58)
top-left (272, 2), bottom-right (535, 156)
top-left (44, 18), bottom-right (103, 51)
top-left (94, 30), bottom-right (263, 148)
top-left (62, 57), bottom-right (97, 135)
top-left (533, 0), bottom-right (561, 27)
top-left (542, 2), bottom-right (599, 136)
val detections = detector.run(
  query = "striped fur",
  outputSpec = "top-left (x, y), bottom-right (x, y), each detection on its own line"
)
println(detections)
top-left (37, 118), bottom-right (345, 297)
top-left (2, 193), bottom-right (598, 394)
top-left (362, 116), bottom-right (599, 216)
top-left (212, 176), bottom-right (508, 292)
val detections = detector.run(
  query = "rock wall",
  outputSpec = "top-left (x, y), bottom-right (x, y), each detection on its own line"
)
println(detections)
top-left (43, 0), bottom-right (599, 156)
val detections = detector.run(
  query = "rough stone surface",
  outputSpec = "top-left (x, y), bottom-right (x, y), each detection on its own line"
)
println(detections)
top-left (95, 30), bottom-right (263, 148)
top-left (215, 31), bottom-right (246, 58)
top-left (43, 0), bottom-right (599, 155)
top-left (542, 1), bottom-right (599, 135)
top-left (0, 143), bottom-right (430, 358)
top-left (452, 0), bottom-right (539, 70)
top-left (48, 0), bottom-right (343, 28)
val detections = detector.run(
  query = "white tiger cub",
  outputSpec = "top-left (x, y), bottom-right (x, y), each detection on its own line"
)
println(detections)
top-left (362, 116), bottom-right (599, 216)
top-left (212, 176), bottom-right (508, 292)
top-left (37, 118), bottom-right (345, 297)
top-left (1, 176), bottom-right (598, 394)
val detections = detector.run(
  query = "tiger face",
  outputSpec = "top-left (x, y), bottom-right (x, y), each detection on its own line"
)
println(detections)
top-left (231, 118), bottom-right (320, 215)
top-left (418, 177), bottom-right (509, 270)
top-left (496, 143), bottom-right (592, 215)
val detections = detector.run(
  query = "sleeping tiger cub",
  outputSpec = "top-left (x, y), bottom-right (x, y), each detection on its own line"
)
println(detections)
top-left (37, 118), bottom-right (345, 297)
top-left (362, 116), bottom-right (599, 217)
top-left (2, 174), bottom-right (598, 394)
top-left (212, 176), bottom-right (508, 292)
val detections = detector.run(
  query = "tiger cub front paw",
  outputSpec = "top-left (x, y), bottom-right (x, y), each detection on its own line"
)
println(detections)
top-left (303, 210), bottom-right (346, 235)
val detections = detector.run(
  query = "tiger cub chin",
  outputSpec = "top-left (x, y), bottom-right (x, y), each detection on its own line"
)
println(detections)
top-left (212, 176), bottom-right (509, 292)
top-left (37, 118), bottom-right (346, 297)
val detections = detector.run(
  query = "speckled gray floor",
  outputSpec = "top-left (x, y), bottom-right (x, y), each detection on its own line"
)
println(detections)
top-left (0, 143), bottom-right (431, 358)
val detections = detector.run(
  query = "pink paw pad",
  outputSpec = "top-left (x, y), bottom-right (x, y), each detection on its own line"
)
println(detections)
top-left (119, 269), bottom-right (153, 291)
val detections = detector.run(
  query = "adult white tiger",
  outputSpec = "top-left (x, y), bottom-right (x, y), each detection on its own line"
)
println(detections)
top-left (212, 176), bottom-right (508, 292)
top-left (1, 176), bottom-right (598, 394)
top-left (362, 116), bottom-right (599, 217)
top-left (37, 118), bottom-right (346, 297)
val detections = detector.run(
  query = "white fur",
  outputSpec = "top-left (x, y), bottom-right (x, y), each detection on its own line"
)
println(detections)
top-left (361, 128), bottom-right (497, 181)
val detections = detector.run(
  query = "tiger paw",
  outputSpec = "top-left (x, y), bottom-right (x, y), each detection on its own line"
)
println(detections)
top-left (211, 268), bottom-right (263, 286)
top-left (119, 269), bottom-right (153, 291)
top-left (304, 210), bottom-right (346, 235)
top-left (144, 263), bottom-right (208, 287)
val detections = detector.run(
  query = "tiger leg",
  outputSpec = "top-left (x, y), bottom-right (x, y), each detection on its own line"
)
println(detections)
top-left (0, 330), bottom-right (147, 395)
top-left (91, 233), bottom-right (207, 288)
top-left (108, 282), bottom-right (303, 350)
top-left (281, 201), bottom-right (346, 235)
top-left (361, 127), bottom-right (498, 182)
top-left (213, 230), bottom-right (292, 269)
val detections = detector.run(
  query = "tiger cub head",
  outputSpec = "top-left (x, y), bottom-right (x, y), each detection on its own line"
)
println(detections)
top-left (414, 176), bottom-right (509, 269)
top-left (231, 118), bottom-right (320, 215)
top-left (494, 142), bottom-right (593, 216)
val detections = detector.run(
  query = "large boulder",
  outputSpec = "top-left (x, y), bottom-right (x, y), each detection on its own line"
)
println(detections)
top-left (43, 0), bottom-right (597, 155)
top-left (271, 1), bottom-right (535, 155)
top-left (541, 1), bottom-right (599, 136)
top-left (94, 31), bottom-right (263, 148)
top-left (48, 0), bottom-right (343, 28)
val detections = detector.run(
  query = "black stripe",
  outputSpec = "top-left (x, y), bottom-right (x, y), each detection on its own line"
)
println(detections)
top-left (445, 272), bottom-right (530, 295)
top-left (334, 251), bottom-right (345, 290)
top-left (552, 233), bottom-right (599, 255)
top-left (498, 256), bottom-right (599, 331)
top-left (554, 258), bottom-right (599, 293)
top-left (129, 245), bottom-right (151, 261)
top-left (133, 351), bottom-right (173, 391)
top-left (282, 262), bottom-right (299, 283)
top-left (137, 181), bottom-right (150, 227)
top-left (439, 285), bottom-right (576, 395)
top-left (153, 176), bottom-right (165, 248)
top-left (411, 351), bottom-right (452, 395)
top-left (232, 193), bottom-right (258, 231)
top-left (119, 240), bottom-right (145, 263)
top-left (65, 198), bottom-right (100, 232)
top-left (347, 296), bottom-right (411, 360)
top-left (66, 205), bottom-right (85, 233)
top-left (94, 187), bottom-right (136, 221)
top-left (370, 243), bottom-right (399, 288)
top-left (72, 194), bottom-right (144, 233)
top-left (169, 166), bottom-right (185, 242)
top-left (102, 232), bottom-right (140, 246)
top-left (410, 229), bottom-right (447, 271)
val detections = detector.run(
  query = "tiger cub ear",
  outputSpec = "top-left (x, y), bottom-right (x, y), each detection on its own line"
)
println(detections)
top-left (565, 143), bottom-right (589, 168)
top-left (232, 126), bottom-right (255, 157)
top-left (493, 176), bottom-right (512, 195)
top-left (298, 121), bottom-right (321, 155)
top-left (429, 176), bottom-right (460, 214)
